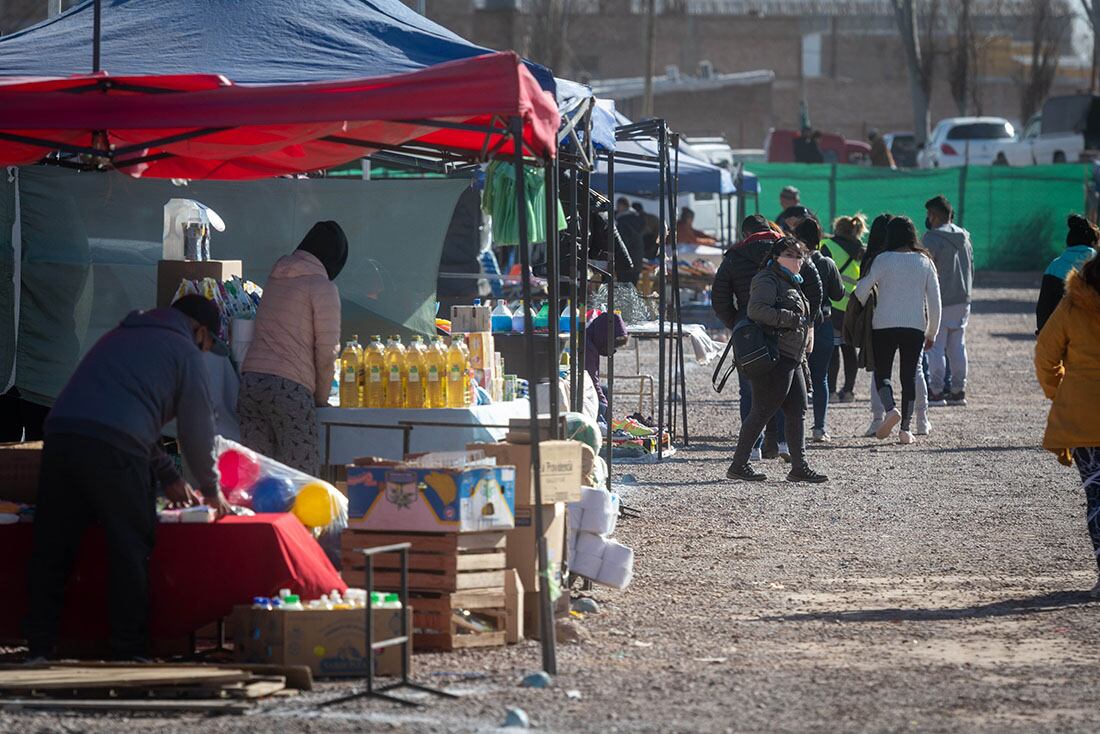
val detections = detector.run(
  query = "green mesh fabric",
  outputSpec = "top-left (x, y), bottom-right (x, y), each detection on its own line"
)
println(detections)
top-left (749, 163), bottom-right (1090, 270)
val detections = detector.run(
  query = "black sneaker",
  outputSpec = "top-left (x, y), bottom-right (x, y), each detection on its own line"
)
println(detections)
top-left (787, 462), bottom-right (828, 483)
top-left (946, 390), bottom-right (967, 406)
top-left (762, 437), bottom-right (780, 460)
top-left (928, 391), bottom-right (948, 406)
top-left (727, 461), bottom-right (766, 481)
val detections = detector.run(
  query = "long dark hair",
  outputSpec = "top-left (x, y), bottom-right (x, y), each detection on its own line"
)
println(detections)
top-left (860, 213), bottom-right (893, 278)
top-left (885, 216), bottom-right (933, 260)
top-left (794, 217), bottom-right (823, 250)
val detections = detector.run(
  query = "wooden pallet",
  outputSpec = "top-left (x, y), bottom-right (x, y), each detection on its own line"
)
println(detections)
top-left (0, 665), bottom-right (291, 702)
top-left (341, 530), bottom-right (507, 593)
top-left (411, 595), bottom-right (507, 652)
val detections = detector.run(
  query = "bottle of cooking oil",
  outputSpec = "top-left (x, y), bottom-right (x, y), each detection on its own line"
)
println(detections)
top-left (405, 336), bottom-right (428, 408)
top-left (363, 335), bottom-right (385, 408)
top-left (384, 335), bottom-right (407, 409)
top-left (352, 334), bottom-right (366, 406)
top-left (425, 336), bottom-right (448, 408)
top-left (339, 337), bottom-right (361, 408)
top-left (447, 334), bottom-right (470, 408)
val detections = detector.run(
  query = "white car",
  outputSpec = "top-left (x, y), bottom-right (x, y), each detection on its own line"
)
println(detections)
top-left (916, 117), bottom-right (1016, 168)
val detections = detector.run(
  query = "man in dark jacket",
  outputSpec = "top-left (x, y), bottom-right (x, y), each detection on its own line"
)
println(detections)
top-left (614, 198), bottom-right (646, 285)
top-left (585, 311), bottom-right (629, 424)
top-left (27, 295), bottom-right (229, 661)
top-left (631, 202), bottom-right (662, 260)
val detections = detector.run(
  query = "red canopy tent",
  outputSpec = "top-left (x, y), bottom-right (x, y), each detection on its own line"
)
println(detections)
top-left (0, 51), bottom-right (558, 179)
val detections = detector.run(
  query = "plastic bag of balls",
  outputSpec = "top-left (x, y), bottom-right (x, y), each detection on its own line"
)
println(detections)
top-left (213, 436), bottom-right (348, 534)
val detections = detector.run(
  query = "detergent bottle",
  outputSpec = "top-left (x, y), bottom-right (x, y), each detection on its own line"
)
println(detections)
top-left (491, 300), bottom-right (513, 333)
top-left (533, 302), bottom-right (550, 331)
top-left (447, 334), bottom-right (470, 407)
top-left (425, 337), bottom-right (448, 408)
top-left (339, 338), bottom-right (361, 408)
top-left (405, 336), bottom-right (428, 408)
top-left (364, 335), bottom-right (385, 408)
top-left (384, 335), bottom-right (407, 409)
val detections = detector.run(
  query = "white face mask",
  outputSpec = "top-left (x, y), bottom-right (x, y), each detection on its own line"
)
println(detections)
top-left (777, 255), bottom-right (803, 274)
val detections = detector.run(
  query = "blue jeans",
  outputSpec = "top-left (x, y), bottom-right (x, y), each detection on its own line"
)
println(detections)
top-left (739, 372), bottom-right (785, 449)
top-left (809, 320), bottom-right (834, 431)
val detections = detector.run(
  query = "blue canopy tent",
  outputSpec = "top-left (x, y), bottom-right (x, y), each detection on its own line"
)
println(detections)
top-left (555, 79), bottom-right (617, 153)
top-left (0, 0), bottom-right (555, 92)
top-left (590, 129), bottom-right (755, 195)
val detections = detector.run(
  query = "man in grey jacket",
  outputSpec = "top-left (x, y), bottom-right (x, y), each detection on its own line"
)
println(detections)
top-left (923, 195), bottom-right (974, 406)
top-left (26, 295), bottom-right (230, 660)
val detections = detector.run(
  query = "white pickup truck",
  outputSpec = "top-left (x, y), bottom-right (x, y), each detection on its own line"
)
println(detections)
top-left (1000, 94), bottom-right (1097, 166)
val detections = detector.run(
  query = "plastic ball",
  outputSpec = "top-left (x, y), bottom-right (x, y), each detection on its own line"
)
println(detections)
top-left (217, 449), bottom-right (261, 491)
top-left (292, 481), bottom-right (337, 528)
top-left (250, 475), bottom-right (296, 513)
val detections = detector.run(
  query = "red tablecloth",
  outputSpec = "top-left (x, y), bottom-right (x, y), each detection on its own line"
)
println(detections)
top-left (0, 514), bottom-right (345, 645)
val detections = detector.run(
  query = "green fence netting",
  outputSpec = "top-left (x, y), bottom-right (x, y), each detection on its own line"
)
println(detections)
top-left (748, 163), bottom-right (1090, 270)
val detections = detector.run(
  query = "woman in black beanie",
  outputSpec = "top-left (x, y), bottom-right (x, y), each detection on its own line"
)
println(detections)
top-left (1036, 214), bottom-right (1099, 333)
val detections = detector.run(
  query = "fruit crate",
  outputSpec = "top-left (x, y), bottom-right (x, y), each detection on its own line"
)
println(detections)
top-left (341, 530), bottom-right (507, 593)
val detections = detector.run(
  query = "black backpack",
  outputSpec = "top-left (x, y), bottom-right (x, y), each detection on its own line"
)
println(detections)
top-left (730, 317), bottom-right (780, 379)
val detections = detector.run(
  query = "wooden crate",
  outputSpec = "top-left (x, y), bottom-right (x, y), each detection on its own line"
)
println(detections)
top-left (409, 591), bottom-right (507, 651)
top-left (341, 530), bottom-right (507, 593)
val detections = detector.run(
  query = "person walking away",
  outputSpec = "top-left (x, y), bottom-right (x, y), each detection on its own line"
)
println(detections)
top-left (1036, 214), bottom-right (1098, 333)
top-left (777, 186), bottom-right (800, 225)
top-left (795, 219), bottom-right (844, 442)
top-left (676, 207), bottom-right (718, 247)
top-left (614, 198), bottom-right (646, 285)
top-left (727, 237), bottom-right (827, 483)
top-left (868, 130), bottom-right (896, 169)
top-left (632, 202), bottom-right (662, 260)
top-left (823, 214), bottom-right (867, 402)
top-left (853, 217), bottom-right (941, 444)
top-left (922, 195), bottom-right (973, 406)
top-left (239, 221), bottom-right (347, 475)
top-left (1035, 256), bottom-right (1100, 594)
top-left (26, 296), bottom-right (230, 661)
top-left (713, 216), bottom-right (784, 460)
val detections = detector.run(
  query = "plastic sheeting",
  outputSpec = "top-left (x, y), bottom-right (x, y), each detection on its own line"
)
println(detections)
top-left (0, 168), bottom-right (467, 406)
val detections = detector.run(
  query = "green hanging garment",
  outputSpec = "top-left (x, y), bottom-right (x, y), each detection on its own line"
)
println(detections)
top-left (482, 161), bottom-right (567, 245)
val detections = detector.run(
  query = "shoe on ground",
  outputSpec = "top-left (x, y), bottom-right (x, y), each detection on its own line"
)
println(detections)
top-left (1089, 580), bottom-right (1100, 599)
top-left (913, 414), bottom-right (932, 436)
top-left (928, 391), bottom-right (948, 406)
top-left (812, 429), bottom-right (831, 443)
top-left (762, 438), bottom-right (780, 460)
top-left (876, 408), bottom-right (902, 440)
top-left (828, 392), bottom-right (840, 404)
top-left (946, 390), bottom-right (967, 406)
top-left (750, 446), bottom-right (763, 461)
top-left (787, 462), bottom-right (828, 483)
top-left (778, 442), bottom-right (791, 463)
top-left (838, 390), bottom-right (856, 403)
top-left (898, 430), bottom-right (915, 445)
top-left (727, 461), bottom-right (766, 481)
top-left (863, 419), bottom-right (884, 438)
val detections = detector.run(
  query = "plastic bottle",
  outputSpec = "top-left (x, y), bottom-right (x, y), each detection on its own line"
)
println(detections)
top-left (511, 306), bottom-right (526, 334)
top-left (533, 302), bottom-right (550, 331)
top-left (278, 588), bottom-right (291, 600)
top-left (338, 338), bottom-right (361, 408)
top-left (447, 335), bottom-right (470, 407)
top-left (559, 302), bottom-right (575, 333)
top-left (384, 335), bottom-right (407, 409)
top-left (425, 336), bottom-right (448, 408)
top-left (252, 596), bottom-right (273, 610)
top-left (491, 299), bottom-right (514, 333)
top-left (281, 594), bottom-right (304, 611)
top-left (364, 335), bottom-right (385, 408)
top-left (405, 336), bottom-right (428, 408)
top-left (378, 593), bottom-right (403, 610)
top-left (352, 334), bottom-right (366, 406)
top-left (559, 347), bottom-right (571, 379)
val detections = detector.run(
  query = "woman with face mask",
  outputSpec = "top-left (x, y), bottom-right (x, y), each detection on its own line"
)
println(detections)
top-left (852, 216), bottom-right (941, 444)
top-left (727, 237), bottom-right (828, 483)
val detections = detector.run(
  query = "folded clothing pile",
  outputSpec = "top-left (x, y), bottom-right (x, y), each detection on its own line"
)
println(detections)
top-left (610, 415), bottom-right (670, 460)
top-left (567, 486), bottom-right (633, 590)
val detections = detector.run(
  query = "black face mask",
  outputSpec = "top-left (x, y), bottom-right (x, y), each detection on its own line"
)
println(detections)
top-left (925, 217), bottom-right (933, 231)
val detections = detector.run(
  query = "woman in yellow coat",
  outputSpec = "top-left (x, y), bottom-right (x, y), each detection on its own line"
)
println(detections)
top-left (1035, 257), bottom-right (1100, 591)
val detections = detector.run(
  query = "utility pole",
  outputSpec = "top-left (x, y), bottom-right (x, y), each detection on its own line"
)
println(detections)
top-left (47, 0), bottom-right (63, 17)
top-left (642, 0), bottom-right (657, 118)
top-left (415, 0), bottom-right (426, 15)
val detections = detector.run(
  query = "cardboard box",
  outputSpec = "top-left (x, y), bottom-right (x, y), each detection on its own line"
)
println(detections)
top-left (228, 606), bottom-right (411, 678)
top-left (467, 441), bottom-right (583, 507)
top-left (465, 332), bottom-right (494, 371)
top-left (507, 502), bottom-right (565, 592)
top-left (0, 441), bottom-right (42, 504)
top-left (522, 589), bottom-right (571, 640)
top-left (156, 259), bottom-right (242, 307)
top-left (451, 305), bottom-right (491, 333)
top-left (504, 569), bottom-right (524, 644)
top-left (346, 461), bottom-right (516, 533)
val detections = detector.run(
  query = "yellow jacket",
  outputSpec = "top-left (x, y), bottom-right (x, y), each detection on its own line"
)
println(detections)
top-left (1035, 271), bottom-right (1100, 465)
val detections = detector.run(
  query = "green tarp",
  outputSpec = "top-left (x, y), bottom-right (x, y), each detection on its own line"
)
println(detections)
top-left (749, 163), bottom-right (1090, 270)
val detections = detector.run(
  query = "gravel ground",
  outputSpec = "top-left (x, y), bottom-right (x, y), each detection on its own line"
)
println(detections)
top-left (4, 273), bottom-right (1099, 733)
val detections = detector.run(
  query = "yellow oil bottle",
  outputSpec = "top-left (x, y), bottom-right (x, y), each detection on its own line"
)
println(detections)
top-left (384, 335), bottom-right (407, 409)
top-left (405, 336), bottom-right (428, 408)
top-left (363, 335), bottom-right (385, 407)
top-left (425, 336), bottom-right (448, 408)
top-left (339, 337), bottom-right (361, 408)
top-left (446, 334), bottom-right (470, 408)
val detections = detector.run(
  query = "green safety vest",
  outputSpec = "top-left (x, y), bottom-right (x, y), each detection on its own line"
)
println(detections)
top-left (823, 238), bottom-right (861, 312)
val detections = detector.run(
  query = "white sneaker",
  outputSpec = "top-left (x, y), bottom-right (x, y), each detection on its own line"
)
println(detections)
top-left (812, 429), bottom-right (831, 443)
top-left (876, 408), bottom-right (902, 440)
top-left (913, 414), bottom-right (932, 436)
top-left (750, 447), bottom-right (763, 461)
top-left (863, 419), bottom-right (884, 438)
top-left (898, 430), bottom-right (915, 445)
top-left (778, 442), bottom-right (791, 463)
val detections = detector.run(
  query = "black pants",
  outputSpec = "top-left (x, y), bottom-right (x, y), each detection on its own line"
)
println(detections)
top-left (733, 357), bottom-right (807, 465)
top-left (0, 388), bottom-right (50, 442)
top-left (27, 434), bottom-right (157, 658)
top-left (829, 344), bottom-right (859, 394)
top-left (871, 327), bottom-right (925, 431)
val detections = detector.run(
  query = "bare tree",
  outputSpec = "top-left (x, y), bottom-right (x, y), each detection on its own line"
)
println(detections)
top-left (1082, 0), bottom-right (1100, 92)
top-left (524, 0), bottom-right (578, 73)
top-left (1017, 0), bottom-right (1069, 124)
top-left (892, 0), bottom-right (939, 146)
top-left (947, 0), bottom-right (973, 115)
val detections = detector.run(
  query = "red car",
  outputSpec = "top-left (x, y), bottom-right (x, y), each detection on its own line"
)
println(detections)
top-left (764, 129), bottom-right (871, 164)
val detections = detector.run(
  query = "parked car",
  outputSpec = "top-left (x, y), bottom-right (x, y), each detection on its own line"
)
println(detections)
top-left (916, 116), bottom-right (1016, 168)
top-left (883, 131), bottom-right (918, 168)
top-left (1000, 94), bottom-right (1100, 166)
top-left (764, 129), bottom-right (871, 165)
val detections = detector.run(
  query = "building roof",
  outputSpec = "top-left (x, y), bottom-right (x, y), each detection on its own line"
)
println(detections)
top-left (589, 68), bottom-right (774, 101)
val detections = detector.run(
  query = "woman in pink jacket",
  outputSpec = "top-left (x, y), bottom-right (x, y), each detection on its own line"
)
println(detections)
top-left (239, 221), bottom-right (347, 474)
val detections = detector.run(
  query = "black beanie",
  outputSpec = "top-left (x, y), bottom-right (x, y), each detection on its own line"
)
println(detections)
top-left (171, 294), bottom-right (221, 335)
top-left (297, 221), bottom-right (349, 280)
top-left (1066, 214), bottom-right (1098, 247)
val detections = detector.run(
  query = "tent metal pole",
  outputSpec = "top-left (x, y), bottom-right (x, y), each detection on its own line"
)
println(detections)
top-left (568, 166), bottom-right (580, 412)
top-left (511, 116), bottom-right (556, 675)
top-left (666, 136), bottom-right (677, 443)
top-left (656, 124), bottom-right (667, 460)
top-left (546, 161), bottom-right (561, 434)
top-left (671, 141), bottom-right (689, 446)
top-left (605, 151), bottom-right (615, 497)
top-left (92, 0), bottom-right (102, 73)
top-left (578, 169), bottom-right (591, 407)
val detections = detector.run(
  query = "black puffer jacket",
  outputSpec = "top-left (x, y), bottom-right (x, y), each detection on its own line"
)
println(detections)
top-left (809, 250), bottom-right (844, 323)
top-left (747, 263), bottom-right (811, 361)
top-left (712, 230), bottom-right (779, 329)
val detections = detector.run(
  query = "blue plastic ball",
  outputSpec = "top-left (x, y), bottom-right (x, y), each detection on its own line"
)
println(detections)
top-left (250, 475), bottom-right (295, 513)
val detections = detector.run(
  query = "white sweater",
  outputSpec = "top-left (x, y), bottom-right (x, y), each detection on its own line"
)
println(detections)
top-left (853, 251), bottom-right (942, 340)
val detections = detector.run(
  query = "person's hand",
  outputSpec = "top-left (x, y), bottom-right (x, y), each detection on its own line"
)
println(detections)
top-left (164, 479), bottom-right (199, 509)
top-left (205, 489), bottom-right (233, 520)
top-left (924, 337), bottom-right (934, 351)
